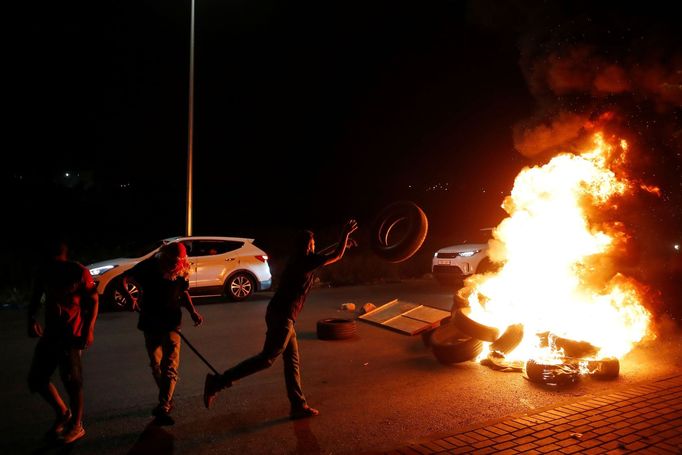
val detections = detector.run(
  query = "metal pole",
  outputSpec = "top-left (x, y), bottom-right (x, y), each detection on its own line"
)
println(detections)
top-left (186, 0), bottom-right (195, 236)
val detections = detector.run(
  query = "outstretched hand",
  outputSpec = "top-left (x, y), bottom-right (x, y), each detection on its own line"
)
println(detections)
top-left (343, 219), bottom-right (358, 236)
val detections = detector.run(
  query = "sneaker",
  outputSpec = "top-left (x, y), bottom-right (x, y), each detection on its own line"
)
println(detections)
top-left (203, 373), bottom-right (224, 409)
top-left (153, 411), bottom-right (175, 426)
top-left (60, 423), bottom-right (85, 444)
top-left (290, 405), bottom-right (319, 420)
top-left (45, 409), bottom-right (72, 439)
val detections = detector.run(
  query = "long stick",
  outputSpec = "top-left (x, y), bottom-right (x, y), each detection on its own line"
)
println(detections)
top-left (133, 307), bottom-right (220, 375)
top-left (173, 328), bottom-right (221, 375)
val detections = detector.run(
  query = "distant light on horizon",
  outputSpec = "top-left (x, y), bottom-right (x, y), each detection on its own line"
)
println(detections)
top-left (65, 172), bottom-right (70, 177)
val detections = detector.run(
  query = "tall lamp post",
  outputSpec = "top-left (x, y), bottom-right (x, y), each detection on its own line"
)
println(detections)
top-left (186, 0), bottom-right (196, 236)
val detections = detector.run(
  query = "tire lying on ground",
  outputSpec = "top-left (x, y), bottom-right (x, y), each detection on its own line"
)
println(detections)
top-left (523, 359), bottom-right (580, 386)
top-left (586, 357), bottom-right (620, 379)
top-left (452, 308), bottom-right (500, 342)
top-left (316, 318), bottom-right (357, 340)
top-left (369, 201), bottom-right (428, 263)
top-left (490, 324), bottom-right (524, 355)
top-left (421, 317), bottom-right (453, 347)
top-left (431, 336), bottom-right (483, 365)
top-left (429, 323), bottom-right (481, 364)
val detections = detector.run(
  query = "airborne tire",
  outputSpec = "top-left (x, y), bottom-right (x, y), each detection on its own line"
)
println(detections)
top-left (369, 201), bottom-right (428, 263)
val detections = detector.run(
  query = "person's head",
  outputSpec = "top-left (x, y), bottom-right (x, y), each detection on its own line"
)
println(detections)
top-left (46, 238), bottom-right (68, 262)
top-left (158, 242), bottom-right (190, 279)
top-left (295, 230), bottom-right (315, 256)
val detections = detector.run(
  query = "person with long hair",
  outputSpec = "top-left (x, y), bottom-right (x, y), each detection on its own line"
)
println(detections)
top-left (120, 242), bottom-right (203, 425)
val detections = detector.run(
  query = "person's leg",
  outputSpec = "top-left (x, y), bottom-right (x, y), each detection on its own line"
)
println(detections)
top-left (205, 316), bottom-right (293, 409)
top-left (222, 319), bottom-right (292, 384)
top-left (144, 332), bottom-right (164, 389)
top-left (157, 331), bottom-right (181, 414)
top-left (27, 338), bottom-right (69, 421)
top-left (58, 346), bottom-right (85, 442)
top-left (282, 327), bottom-right (306, 408)
top-left (59, 346), bottom-right (83, 426)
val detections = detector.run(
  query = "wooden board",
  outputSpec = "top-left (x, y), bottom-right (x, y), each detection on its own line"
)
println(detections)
top-left (359, 299), bottom-right (452, 335)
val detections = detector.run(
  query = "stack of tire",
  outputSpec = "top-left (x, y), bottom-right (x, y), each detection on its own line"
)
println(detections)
top-left (427, 308), bottom-right (525, 365)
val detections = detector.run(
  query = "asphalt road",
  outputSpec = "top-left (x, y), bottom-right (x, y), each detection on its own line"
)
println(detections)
top-left (1, 279), bottom-right (680, 454)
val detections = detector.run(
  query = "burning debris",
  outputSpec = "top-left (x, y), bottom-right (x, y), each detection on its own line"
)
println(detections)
top-left (430, 133), bottom-right (658, 385)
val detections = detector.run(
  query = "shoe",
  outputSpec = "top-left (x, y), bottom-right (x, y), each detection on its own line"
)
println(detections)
top-left (45, 409), bottom-right (72, 439)
top-left (290, 405), bottom-right (319, 420)
top-left (60, 423), bottom-right (85, 444)
top-left (203, 373), bottom-right (223, 409)
top-left (153, 411), bottom-right (175, 426)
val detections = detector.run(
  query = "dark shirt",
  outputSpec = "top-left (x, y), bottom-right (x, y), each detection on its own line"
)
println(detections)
top-left (31, 260), bottom-right (96, 339)
top-left (125, 257), bottom-right (189, 333)
top-left (267, 253), bottom-right (326, 321)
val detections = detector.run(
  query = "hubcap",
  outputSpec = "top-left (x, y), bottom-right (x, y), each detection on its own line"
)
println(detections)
top-left (230, 276), bottom-right (252, 298)
top-left (114, 282), bottom-right (139, 309)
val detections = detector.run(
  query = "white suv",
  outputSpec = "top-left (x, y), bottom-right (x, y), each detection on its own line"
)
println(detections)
top-left (87, 236), bottom-right (272, 309)
top-left (432, 228), bottom-right (495, 284)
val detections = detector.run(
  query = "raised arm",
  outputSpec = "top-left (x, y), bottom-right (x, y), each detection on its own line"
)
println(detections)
top-left (322, 219), bottom-right (358, 266)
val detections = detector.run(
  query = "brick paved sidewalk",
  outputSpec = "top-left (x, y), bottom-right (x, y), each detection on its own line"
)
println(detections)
top-left (385, 375), bottom-right (682, 454)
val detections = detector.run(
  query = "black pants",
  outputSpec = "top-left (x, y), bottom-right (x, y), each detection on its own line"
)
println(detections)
top-left (223, 313), bottom-right (306, 407)
top-left (28, 336), bottom-right (82, 393)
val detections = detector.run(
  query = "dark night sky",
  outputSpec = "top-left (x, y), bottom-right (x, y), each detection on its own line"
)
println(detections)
top-left (4, 1), bottom-right (680, 278)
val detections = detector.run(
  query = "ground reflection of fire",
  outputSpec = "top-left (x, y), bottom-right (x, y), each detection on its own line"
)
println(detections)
top-left (459, 133), bottom-right (655, 367)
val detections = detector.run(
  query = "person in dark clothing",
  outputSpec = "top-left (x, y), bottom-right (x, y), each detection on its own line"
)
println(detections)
top-left (27, 240), bottom-right (99, 444)
top-left (203, 219), bottom-right (358, 419)
top-left (120, 242), bottom-right (203, 426)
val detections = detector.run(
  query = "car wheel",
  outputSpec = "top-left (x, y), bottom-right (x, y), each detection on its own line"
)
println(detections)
top-left (316, 318), bottom-right (357, 340)
top-left (225, 273), bottom-right (254, 301)
top-left (370, 201), bottom-right (428, 263)
top-left (105, 277), bottom-right (140, 311)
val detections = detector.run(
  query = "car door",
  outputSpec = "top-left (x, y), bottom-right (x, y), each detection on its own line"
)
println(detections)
top-left (178, 240), bottom-right (197, 289)
top-left (192, 240), bottom-right (243, 289)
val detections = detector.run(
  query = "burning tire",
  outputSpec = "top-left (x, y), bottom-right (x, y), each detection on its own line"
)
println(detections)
top-left (490, 324), bottom-right (524, 355)
top-left (370, 201), bottom-right (428, 263)
top-left (523, 359), bottom-right (580, 386)
top-left (452, 308), bottom-right (500, 342)
top-left (316, 318), bottom-right (357, 340)
top-left (421, 315), bottom-right (455, 347)
top-left (431, 336), bottom-right (483, 365)
top-left (586, 357), bottom-right (620, 379)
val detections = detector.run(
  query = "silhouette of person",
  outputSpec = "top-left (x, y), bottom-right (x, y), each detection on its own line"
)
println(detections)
top-left (203, 219), bottom-right (358, 419)
top-left (27, 239), bottom-right (99, 444)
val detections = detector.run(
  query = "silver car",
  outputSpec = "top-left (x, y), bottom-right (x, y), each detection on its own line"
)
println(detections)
top-left (87, 236), bottom-right (272, 309)
top-left (432, 228), bottom-right (495, 285)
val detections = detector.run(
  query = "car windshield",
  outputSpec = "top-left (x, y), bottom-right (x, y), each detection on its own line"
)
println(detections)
top-left (461, 228), bottom-right (493, 244)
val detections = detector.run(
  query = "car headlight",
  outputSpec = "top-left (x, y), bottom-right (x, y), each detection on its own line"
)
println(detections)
top-left (458, 250), bottom-right (480, 258)
top-left (89, 265), bottom-right (118, 276)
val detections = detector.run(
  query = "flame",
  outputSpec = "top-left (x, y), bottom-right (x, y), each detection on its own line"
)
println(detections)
top-left (461, 133), bottom-right (652, 362)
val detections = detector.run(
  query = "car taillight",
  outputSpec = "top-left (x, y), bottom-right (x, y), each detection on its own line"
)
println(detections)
top-left (255, 255), bottom-right (268, 262)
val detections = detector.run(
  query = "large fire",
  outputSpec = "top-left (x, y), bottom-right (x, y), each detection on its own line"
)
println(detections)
top-left (460, 133), bottom-right (653, 363)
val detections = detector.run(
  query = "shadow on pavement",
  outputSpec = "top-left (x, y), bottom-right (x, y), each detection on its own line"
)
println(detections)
top-left (127, 421), bottom-right (174, 455)
top-left (293, 419), bottom-right (321, 454)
